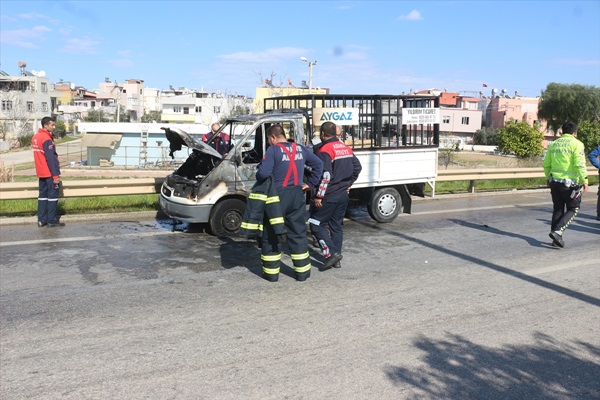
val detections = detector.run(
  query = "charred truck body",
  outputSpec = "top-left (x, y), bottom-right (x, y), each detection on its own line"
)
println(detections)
top-left (159, 94), bottom-right (439, 236)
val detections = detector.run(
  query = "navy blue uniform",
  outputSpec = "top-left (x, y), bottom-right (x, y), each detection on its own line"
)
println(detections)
top-left (256, 142), bottom-right (323, 281)
top-left (309, 138), bottom-right (362, 261)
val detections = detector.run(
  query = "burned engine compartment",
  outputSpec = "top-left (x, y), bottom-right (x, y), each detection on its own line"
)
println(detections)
top-left (165, 150), bottom-right (220, 199)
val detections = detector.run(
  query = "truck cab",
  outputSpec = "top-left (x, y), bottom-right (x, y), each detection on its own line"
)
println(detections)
top-left (159, 112), bottom-right (307, 236)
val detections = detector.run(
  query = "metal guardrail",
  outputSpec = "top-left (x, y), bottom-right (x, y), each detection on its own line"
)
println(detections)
top-left (0, 178), bottom-right (165, 200)
top-left (0, 167), bottom-right (596, 200)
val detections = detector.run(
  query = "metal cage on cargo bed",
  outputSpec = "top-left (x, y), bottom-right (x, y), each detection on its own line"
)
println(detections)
top-left (264, 94), bottom-right (440, 151)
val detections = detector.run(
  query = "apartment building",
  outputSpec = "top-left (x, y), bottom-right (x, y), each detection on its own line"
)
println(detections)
top-left (0, 65), bottom-right (59, 145)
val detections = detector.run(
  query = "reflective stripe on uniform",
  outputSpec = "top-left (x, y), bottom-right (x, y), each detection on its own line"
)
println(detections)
top-left (290, 251), bottom-right (310, 261)
top-left (263, 266), bottom-right (280, 275)
top-left (293, 263), bottom-right (311, 273)
top-left (269, 217), bottom-right (284, 225)
top-left (265, 195), bottom-right (280, 204)
top-left (261, 253), bottom-right (282, 262)
top-left (249, 193), bottom-right (268, 201)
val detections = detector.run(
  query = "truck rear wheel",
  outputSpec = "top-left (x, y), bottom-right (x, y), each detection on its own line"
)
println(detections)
top-left (208, 198), bottom-right (245, 236)
top-left (368, 187), bottom-right (401, 223)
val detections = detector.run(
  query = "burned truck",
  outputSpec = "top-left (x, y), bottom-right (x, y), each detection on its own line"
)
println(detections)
top-left (159, 94), bottom-right (439, 236)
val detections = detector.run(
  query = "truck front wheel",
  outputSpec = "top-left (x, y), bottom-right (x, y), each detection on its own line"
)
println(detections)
top-left (368, 187), bottom-right (401, 223)
top-left (208, 198), bottom-right (246, 236)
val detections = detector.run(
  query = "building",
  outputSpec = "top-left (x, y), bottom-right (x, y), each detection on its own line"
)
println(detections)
top-left (253, 85), bottom-right (329, 113)
top-left (0, 62), bottom-right (59, 147)
top-left (160, 91), bottom-right (253, 124)
top-left (95, 78), bottom-right (145, 122)
top-left (78, 122), bottom-right (209, 167)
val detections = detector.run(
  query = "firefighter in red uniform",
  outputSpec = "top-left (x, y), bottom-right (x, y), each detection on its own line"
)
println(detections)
top-left (310, 122), bottom-right (362, 269)
top-left (32, 116), bottom-right (64, 227)
top-left (202, 123), bottom-right (230, 156)
top-left (255, 124), bottom-right (323, 282)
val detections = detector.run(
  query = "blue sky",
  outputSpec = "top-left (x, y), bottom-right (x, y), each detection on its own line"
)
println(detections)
top-left (1, 1), bottom-right (599, 98)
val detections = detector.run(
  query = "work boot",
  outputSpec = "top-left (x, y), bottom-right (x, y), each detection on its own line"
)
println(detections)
top-left (296, 270), bottom-right (310, 282)
top-left (322, 253), bottom-right (343, 270)
top-left (262, 273), bottom-right (279, 282)
top-left (37, 221), bottom-right (47, 228)
top-left (549, 231), bottom-right (564, 248)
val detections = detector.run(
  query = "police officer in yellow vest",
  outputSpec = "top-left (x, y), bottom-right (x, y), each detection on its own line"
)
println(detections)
top-left (543, 121), bottom-right (589, 248)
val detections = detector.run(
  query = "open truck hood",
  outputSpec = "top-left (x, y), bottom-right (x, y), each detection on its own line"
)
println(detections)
top-left (161, 127), bottom-right (223, 160)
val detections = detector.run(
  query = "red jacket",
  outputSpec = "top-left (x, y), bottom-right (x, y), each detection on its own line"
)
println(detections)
top-left (32, 128), bottom-right (61, 179)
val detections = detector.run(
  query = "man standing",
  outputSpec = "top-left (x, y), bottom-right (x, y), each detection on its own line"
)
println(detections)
top-left (543, 121), bottom-right (588, 247)
top-left (32, 116), bottom-right (64, 227)
top-left (588, 145), bottom-right (600, 221)
top-left (255, 125), bottom-right (323, 282)
top-left (202, 123), bottom-right (229, 156)
top-left (310, 122), bottom-right (362, 269)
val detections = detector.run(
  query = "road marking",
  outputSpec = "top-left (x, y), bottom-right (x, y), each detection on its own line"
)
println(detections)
top-left (412, 202), bottom-right (548, 215)
top-left (0, 230), bottom-right (177, 247)
top-left (524, 259), bottom-right (598, 276)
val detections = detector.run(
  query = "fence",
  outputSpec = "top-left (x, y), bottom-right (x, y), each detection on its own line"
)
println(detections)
top-left (1, 167), bottom-right (597, 201)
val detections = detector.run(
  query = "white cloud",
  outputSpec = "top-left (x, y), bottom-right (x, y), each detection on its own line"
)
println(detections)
top-left (110, 59), bottom-right (134, 68)
top-left (60, 37), bottom-right (101, 54)
top-left (398, 10), bottom-right (423, 21)
top-left (0, 26), bottom-right (52, 48)
top-left (218, 47), bottom-right (309, 65)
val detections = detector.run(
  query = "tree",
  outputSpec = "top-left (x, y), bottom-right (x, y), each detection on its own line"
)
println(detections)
top-left (54, 120), bottom-right (67, 138)
top-left (473, 127), bottom-right (498, 145)
top-left (496, 120), bottom-right (544, 158)
top-left (84, 109), bottom-right (110, 122)
top-left (538, 83), bottom-right (600, 134)
top-left (577, 120), bottom-right (600, 153)
top-left (141, 110), bottom-right (162, 123)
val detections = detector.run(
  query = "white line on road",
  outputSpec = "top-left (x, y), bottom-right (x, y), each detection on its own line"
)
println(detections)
top-left (524, 259), bottom-right (599, 276)
top-left (412, 202), bottom-right (548, 215)
top-left (0, 230), bottom-right (176, 247)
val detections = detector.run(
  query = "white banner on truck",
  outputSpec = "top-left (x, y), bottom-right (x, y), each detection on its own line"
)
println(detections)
top-left (402, 108), bottom-right (440, 125)
top-left (313, 108), bottom-right (360, 126)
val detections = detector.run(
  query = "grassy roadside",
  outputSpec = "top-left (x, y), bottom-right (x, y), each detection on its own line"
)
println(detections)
top-left (2, 151), bottom-right (598, 218)
top-left (3, 177), bottom-right (597, 218)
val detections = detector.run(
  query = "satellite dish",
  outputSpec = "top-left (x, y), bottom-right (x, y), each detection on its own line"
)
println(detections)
top-left (492, 88), bottom-right (498, 94)
top-left (18, 61), bottom-right (27, 68)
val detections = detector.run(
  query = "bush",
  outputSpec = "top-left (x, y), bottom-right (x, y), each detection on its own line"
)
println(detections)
top-left (16, 133), bottom-right (33, 148)
top-left (497, 120), bottom-right (544, 158)
top-left (473, 127), bottom-right (498, 145)
top-left (577, 120), bottom-right (600, 153)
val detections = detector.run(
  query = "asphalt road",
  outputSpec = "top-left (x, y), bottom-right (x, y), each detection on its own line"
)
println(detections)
top-left (1, 191), bottom-right (599, 399)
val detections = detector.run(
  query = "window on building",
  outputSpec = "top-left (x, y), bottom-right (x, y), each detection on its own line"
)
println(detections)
top-left (27, 101), bottom-right (34, 112)
top-left (461, 116), bottom-right (470, 125)
top-left (183, 107), bottom-right (189, 115)
top-left (174, 106), bottom-right (181, 113)
top-left (214, 106), bottom-right (221, 114)
top-left (122, 89), bottom-right (127, 93)
top-left (195, 106), bottom-right (202, 113)
top-left (42, 102), bottom-right (48, 112)
top-left (41, 82), bottom-right (48, 92)
top-left (2, 100), bottom-right (13, 111)
top-left (19, 81), bottom-right (28, 91)
top-left (443, 116), bottom-right (450, 123)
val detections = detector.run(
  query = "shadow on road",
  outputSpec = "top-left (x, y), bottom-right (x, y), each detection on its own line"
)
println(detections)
top-left (351, 218), bottom-right (600, 308)
top-left (385, 332), bottom-right (600, 399)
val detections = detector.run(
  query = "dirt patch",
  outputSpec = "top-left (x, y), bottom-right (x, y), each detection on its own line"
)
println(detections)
top-left (441, 151), bottom-right (542, 169)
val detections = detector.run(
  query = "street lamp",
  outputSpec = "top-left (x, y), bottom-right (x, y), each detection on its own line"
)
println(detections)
top-left (300, 57), bottom-right (317, 94)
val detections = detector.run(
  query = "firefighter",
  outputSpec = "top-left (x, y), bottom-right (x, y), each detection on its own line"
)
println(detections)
top-left (32, 116), bottom-right (64, 227)
top-left (309, 122), bottom-right (362, 269)
top-left (255, 124), bottom-right (323, 282)
top-left (202, 123), bottom-right (229, 156)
